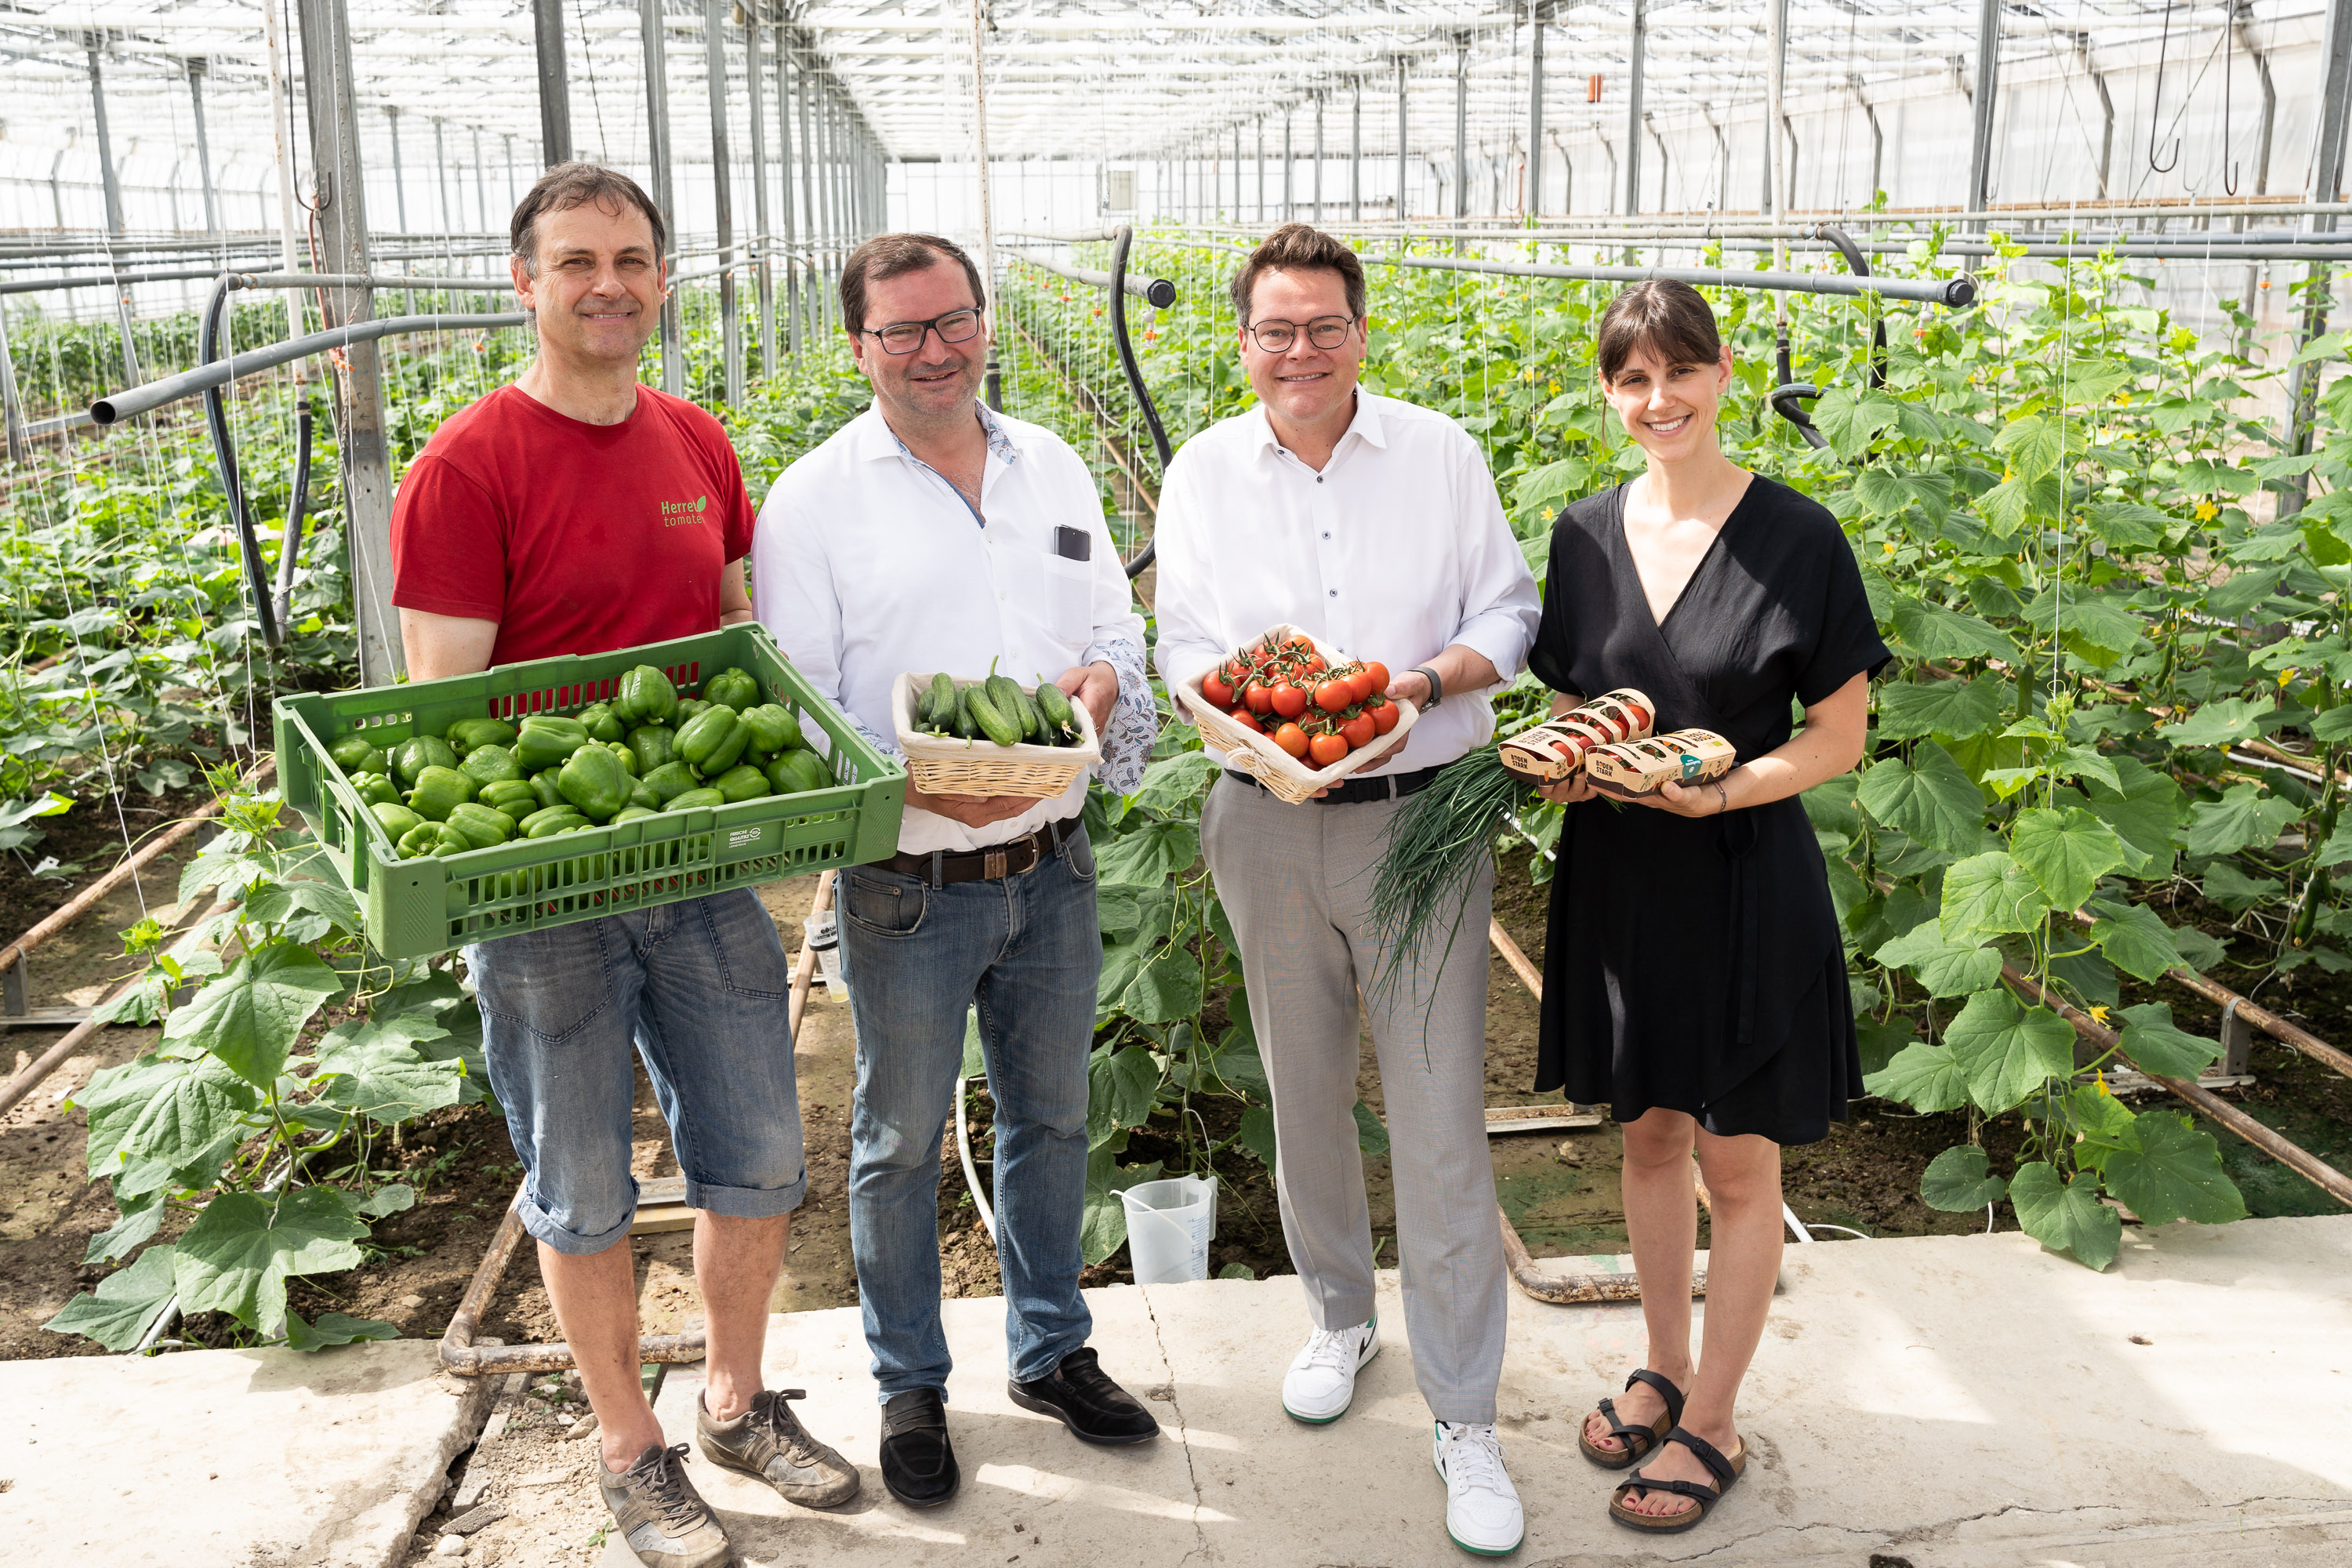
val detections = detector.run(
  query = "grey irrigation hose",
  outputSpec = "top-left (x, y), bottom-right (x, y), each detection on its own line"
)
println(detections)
top-left (90, 310), bottom-right (532, 426)
top-left (273, 403), bottom-right (313, 632)
top-left (199, 272), bottom-right (281, 649)
top-left (1013, 249), bottom-right (1178, 308)
top-left (1267, 242), bottom-right (1980, 308)
top-left (1107, 224), bottom-right (1177, 583)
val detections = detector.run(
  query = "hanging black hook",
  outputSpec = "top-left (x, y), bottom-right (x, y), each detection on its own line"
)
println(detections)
top-left (2147, 0), bottom-right (2182, 174)
top-left (200, 272), bottom-right (282, 649)
top-left (1107, 223), bottom-right (1176, 580)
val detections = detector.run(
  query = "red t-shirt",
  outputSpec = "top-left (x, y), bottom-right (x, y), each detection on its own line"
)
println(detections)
top-left (390, 383), bottom-right (755, 666)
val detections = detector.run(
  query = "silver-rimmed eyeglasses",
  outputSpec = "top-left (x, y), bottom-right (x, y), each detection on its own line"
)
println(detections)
top-left (1245, 315), bottom-right (1356, 353)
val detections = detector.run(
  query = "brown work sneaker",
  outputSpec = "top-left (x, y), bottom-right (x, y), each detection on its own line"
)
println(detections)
top-left (698, 1388), bottom-right (862, 1508)
top-left (597, 1443), bottom-right (732, 1568)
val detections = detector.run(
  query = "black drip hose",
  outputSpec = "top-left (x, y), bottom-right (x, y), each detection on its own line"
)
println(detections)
top-left (1765, 223), bottom-right (1889, 451)
top-left (272, 404), bottom-right (312, 633)
top-left (200, 273), bottom-right (282, 648)
top-left (1107, 224), bottom-right (1174, 581)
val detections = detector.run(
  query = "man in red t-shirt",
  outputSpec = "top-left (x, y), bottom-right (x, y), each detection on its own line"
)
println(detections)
top-left (391, 165), bottom-right (852, 1568)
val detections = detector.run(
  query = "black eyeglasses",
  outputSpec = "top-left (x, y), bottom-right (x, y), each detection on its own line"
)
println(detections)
top-left (1245, 315), bottom-right (1356, 353)
top-left (862, 308), bottom-right (984, 354)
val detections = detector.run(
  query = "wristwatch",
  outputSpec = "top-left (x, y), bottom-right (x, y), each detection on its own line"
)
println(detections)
top-left (1408, 665), bottom-right (1444, 710)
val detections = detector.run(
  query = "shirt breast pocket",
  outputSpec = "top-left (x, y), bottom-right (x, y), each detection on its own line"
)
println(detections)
top-left (1041, 552), bottom-right (1092, 646)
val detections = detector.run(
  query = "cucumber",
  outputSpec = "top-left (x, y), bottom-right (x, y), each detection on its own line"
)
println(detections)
top-left (1010, 684), bottom-right (1046, 742)
top-left (953, 685), bottom-right (979, 741)
top-left (965, 684), bottom-right (1025, 747)
top-left (924, 672), bottom-right (956, 727)
top-left (1033, 680), bottom-right (1078, 743)
top-left (984, 664), bottom-right (1030, 744)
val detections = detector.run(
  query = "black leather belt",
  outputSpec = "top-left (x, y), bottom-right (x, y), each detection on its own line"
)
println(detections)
top-left (884, 822), bottom-right (1065, 886)
top-left (1224, 764), bottom-right (1445, 805)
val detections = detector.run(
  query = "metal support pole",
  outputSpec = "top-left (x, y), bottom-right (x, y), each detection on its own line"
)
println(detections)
top-left (434, 118), bottom-right (452, 234)
top-left (296, 0), bottom-right (401, 687)
top-left (1766, 0), bottom-right (1788, 232)
top-left (506, 134), bottom-right (518, 211)
top-left (0, 310), bottom-right (27, 463)
top-left (1396, 58), bottom-right (1408, 221)
top-left (2235, 9), bottom-right (2278, 328)
top-left (85, 35), bottom-right (126, 236)
top-left (706, 0), bottom-right (742, 406)
top-left (387, 107), bottom-right (408, 232)
top-left (1528, 13), bottom-right (1545, 218)
top-left (2281, 0), bottom-right (2352, 514)
top-left (1352, 83), bottom-right (1363, 223)
top-left (473, 126), bottom-right (490, 237)
top-left (1258, 115), bottom-right (1267, 224)
top-left (1454, 35), bottom-right (1470, 223)
top-left (777, 22), bottom-right (799, 352)
top-left (1647, 112), bottom-right (1669, 212)
top-left (640, 0), bottom-right (682, 395)
top-left (1849, 80), bottom-right (1882, 203)
top-left (970, 0), bottom-right (995, 409)
top-left (1283, 109), bottom-right (1294, 220)
top-left (533, 0), bottom-right (573, 168)
top-left (1314, 95), bottom-right (1325, 225)
top-left (748, 5), bottom-right (774, 381)
top-left (1968, 0), bottom-right (2002, 225)
top-left (1624, 0), bottom-right (1646, 218)
top-left (187, 60), bottom-right (221, 241)
top-left (1235, 122), bottom-right (1243, 219)
top-left (797, 46), bottom-right (820, 334)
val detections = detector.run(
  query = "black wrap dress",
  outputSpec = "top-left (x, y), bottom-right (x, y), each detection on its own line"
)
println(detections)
top-left (1530, 474), bottom-right (1891, 1145)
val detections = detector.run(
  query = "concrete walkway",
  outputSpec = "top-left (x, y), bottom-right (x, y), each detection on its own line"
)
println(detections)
top-left (615, 1215), bottom-right (2352, 1568)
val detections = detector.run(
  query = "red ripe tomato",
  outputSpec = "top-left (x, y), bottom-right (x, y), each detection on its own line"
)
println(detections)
top-left (1270, 681), bottom-right (1310, 719)
top-left (1273, 722), bottom-right (1311, 759)
top-left (1340, 713), bottom-right (1376, 749)
top-left (1362, 661), bottom-right (1391, 695)
top-left (1246, 681), bottom-right (1276, 715)
top-left (1369, 698), bottom-right (1402, 735)
top-left (1202, 672), bottom-right (1235, 709)
top-left (1308, 732), bottom-right (1350, 767)
top-left (1229, 710), bottom-right (1265, 734)
top-left (1314, 679), bottom-right (1355, 713)
top-left (1303, 654), bottom-right (1327, 676)
top-left (1345, 668), bottom-right (1377, 704)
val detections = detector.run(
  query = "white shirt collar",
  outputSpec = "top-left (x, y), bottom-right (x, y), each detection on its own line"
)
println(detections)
top-left (856, 401), bottom-right (1022, 466)
top-left (1249, 388), bottom-right (1389, 463)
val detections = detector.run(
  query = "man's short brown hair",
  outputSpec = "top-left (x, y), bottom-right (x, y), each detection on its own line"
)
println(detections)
top-left (1229, 223), bottom-right (1367, 324)
top-left (510, 162), bottom-right (668, 273)
top-left (839, 234), bottom-right (987, 336)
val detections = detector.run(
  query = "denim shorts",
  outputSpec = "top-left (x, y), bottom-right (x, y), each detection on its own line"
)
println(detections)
top-left (464, 887), bottom-right (806, 1255)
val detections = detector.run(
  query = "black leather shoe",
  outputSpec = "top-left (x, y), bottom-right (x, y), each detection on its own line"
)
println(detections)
top-left (879, 1388), bottom-right (958, 1508)
top-left (1009, 1346), bottom-right (1161, 1445)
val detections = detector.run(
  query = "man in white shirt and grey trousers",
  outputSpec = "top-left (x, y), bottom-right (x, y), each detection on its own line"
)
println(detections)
top-left (1153, 223), bottom-right (1541, 1559)
top-left (753, 234), bottom-right (1163, 1510)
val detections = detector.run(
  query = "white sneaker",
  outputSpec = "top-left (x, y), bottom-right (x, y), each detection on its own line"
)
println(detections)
top-left (1280, 1315), bottom-right (1380, 1424)
top-left (1432, 1421), bottom-right (1524, 1556)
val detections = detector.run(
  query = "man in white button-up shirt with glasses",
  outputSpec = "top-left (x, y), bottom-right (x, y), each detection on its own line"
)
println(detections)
top-left (1152, 223), bottom-right (1541, 1559)
top-left (753, 234), bottom-right (1162, 1511)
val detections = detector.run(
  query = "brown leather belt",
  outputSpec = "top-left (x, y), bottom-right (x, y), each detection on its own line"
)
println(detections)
top-left (884, 825), bottom-right (1054, 887)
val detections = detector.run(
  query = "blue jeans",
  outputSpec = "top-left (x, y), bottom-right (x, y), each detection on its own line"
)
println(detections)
top-left (466, 887), bottom-right (808, 1254)
top-left (837, 825), bottom-right (1098, 1399)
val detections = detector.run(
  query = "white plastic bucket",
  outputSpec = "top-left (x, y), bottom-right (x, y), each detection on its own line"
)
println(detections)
top-left (1119, 1175), bottom-right (1217, 1285)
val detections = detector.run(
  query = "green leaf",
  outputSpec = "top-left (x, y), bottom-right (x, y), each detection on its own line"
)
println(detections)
top-left (959, 1006), bottom-right (986, 1080)
top-left (1089, 1044), bottom-right (1163, 1142)
top-left (2200, 859), bottom-right (2281, 913)
top-left (2100, 1111), bottom-right (2247, 1225)
top-left (1127, 751), bottom-right (1218, 818)
top-left (1944, 989), bottom-right (2077, 1112)
top-left (2009, 807), bottom-right (2127, 913)
top-left (2161, 695), bottom-right (2275, 750)
top-left (2114, 1002), bottom-right (2224, 1080)
top-left (1512, 457), bottom-right (1586, 512)
top-left (1079, 1140), bottom-right (1165, 1265)
top-left (1889, 597), bottom-right (2016, 662)
top-left (2009, 1160), bottom-right (2123, 1270)
top-left (177, 842), bottom-right (273, 906)
top-left (1875, 677), bottom-right (2008, 742)
top-left (1920, 1145), bottom-right (2007, 1211)
top-left (1855, 1015), bottom-right (1915, 1075)
top-left (311, 1029), bottom-right (466, 1125)
top-left (2168, 924), bottom-right (2230, 971)
top-left (2078, 758), bottom-right (2184, 877)
top-left (2318, 820), bottom-right (2352, 869)
top-left (284, 1311), bottom-right (402, 1351)
top-left (1094, 820), bottom-right (1200, 887)
top-left (1235, 1104), bottom-right (1278, 1167)
top-left (356, 1182), bottom-right (416, 1219)
top-left (172, 1187), bottom-right (369, 1337)
top-left (2080, 502), bottom-right (2173, 551)
top-left (85, 1195), bottom-right (165, 1265)
top-left (1994, 413), bottom-right (2067, 481)
top-left (1853, 466), bottom-right (1916, 518)
top-left (1352, 1100), bottom-right (1390, 1157)
top-left (1863, 1041), bottom-right (1972, 1112)
top-left (1873, 920), bottom-right (2003, 997)
top-left (1118, 942), bottom-right (1204, 1024)
top-left (1812, 386), bottom-right (1901, 459)
top-left (1858, 742), bottom-right (1988, 857)
top-left (2184, 784), bottom-right (2299, 859)
top-left (1940, 851), bottom-right (2052, 942)
top-left (240, 878), bottom-right (363, 945)
top-left (2052, 746), bottom-right (2125, 797)
top-left (1974, 476), bottom-right (2038, 538)
top-left (160, 942), bottom-right (341, 1088)
top-left (42, 1244), bottom-right (180, 1351)
top-left (85, 1055), bottom-right (260, 1200)
top-left (2085, 900), bottom-right (2189, 982)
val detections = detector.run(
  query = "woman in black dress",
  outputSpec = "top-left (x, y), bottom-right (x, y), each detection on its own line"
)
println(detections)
top-left (1527, 281), bottom-right (1887, 1533)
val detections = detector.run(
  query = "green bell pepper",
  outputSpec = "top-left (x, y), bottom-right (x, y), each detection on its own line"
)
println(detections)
top-left (629, 780), bottom-right (662, 811)
top-left (446, 803), bottom-right (517, 848)
top-left (626, 724), bottom-right (677, 772)
top-left (518, 804), bottom-right (583, 834)
top-left (674, 698), bottom-right (713, 727)
top-left (407, 764), bottom-right (477, 822)
top-left (662, 787), bottom-right (728, 813)
top-left (478, 779), bottom-right (539, 816)
top-left (528, 769), bottom-right (564, 812)
top-left (351, 771), bottom-right (402, 808)
top-left (639, 760), bottom-right (700, 804)
top-left (397, 822), bottom-right (442, 859)
top-left (394, 735), bottom-right (459, 786)
top-left (738, 703), bottom-right (804, 754)
top-left (768, 750), bottom-right (831, 797)
top-left (525, 811), bottom-right (591, 839)
top-left (605, 741), bottom-right (639, 776)
top-left (709, 763), bottom-right (771, 804)
top-left (370, 802), bottom-right (424, 843)
top-left (700, 667), bottom-right (761, 713)
top-left (614, 804), bottom-right (659, 823)
top-left (577, 702), bottom-right (626, 743)
top-left (557, 744), bottom-right (630, 823)
top-left (445, 717), bottom-right (517, 755)
top-left (459, 743), bottom-right (526, 787)
top-left (515, 716), bottom-right (591, 773)
top-left (675, 708), bottom-right (749, 775)
top-left (615, 664), bottom-right (679, 726)
top-left (329, 735), bottom-right (388, 776)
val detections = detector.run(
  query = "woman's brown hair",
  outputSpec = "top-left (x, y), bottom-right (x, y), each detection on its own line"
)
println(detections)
top-left (1595, 278), bottom-right (1722, 382)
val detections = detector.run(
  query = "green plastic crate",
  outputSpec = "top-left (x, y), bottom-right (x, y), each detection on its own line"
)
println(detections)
top-left (274, 626), bottom-right (906, 960)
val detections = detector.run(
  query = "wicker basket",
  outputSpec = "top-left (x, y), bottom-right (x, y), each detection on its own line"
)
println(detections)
top-left (893, 671), bottom-right (1104, 800)
top-left (1169, 622), bottom-right (1421, 805)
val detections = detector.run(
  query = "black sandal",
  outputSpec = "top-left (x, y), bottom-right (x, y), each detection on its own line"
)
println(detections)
top-left (1576, 1369), bottom-right (1685, 1470)
top-left (1608, 1426), bottom-right (1745, 1534)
